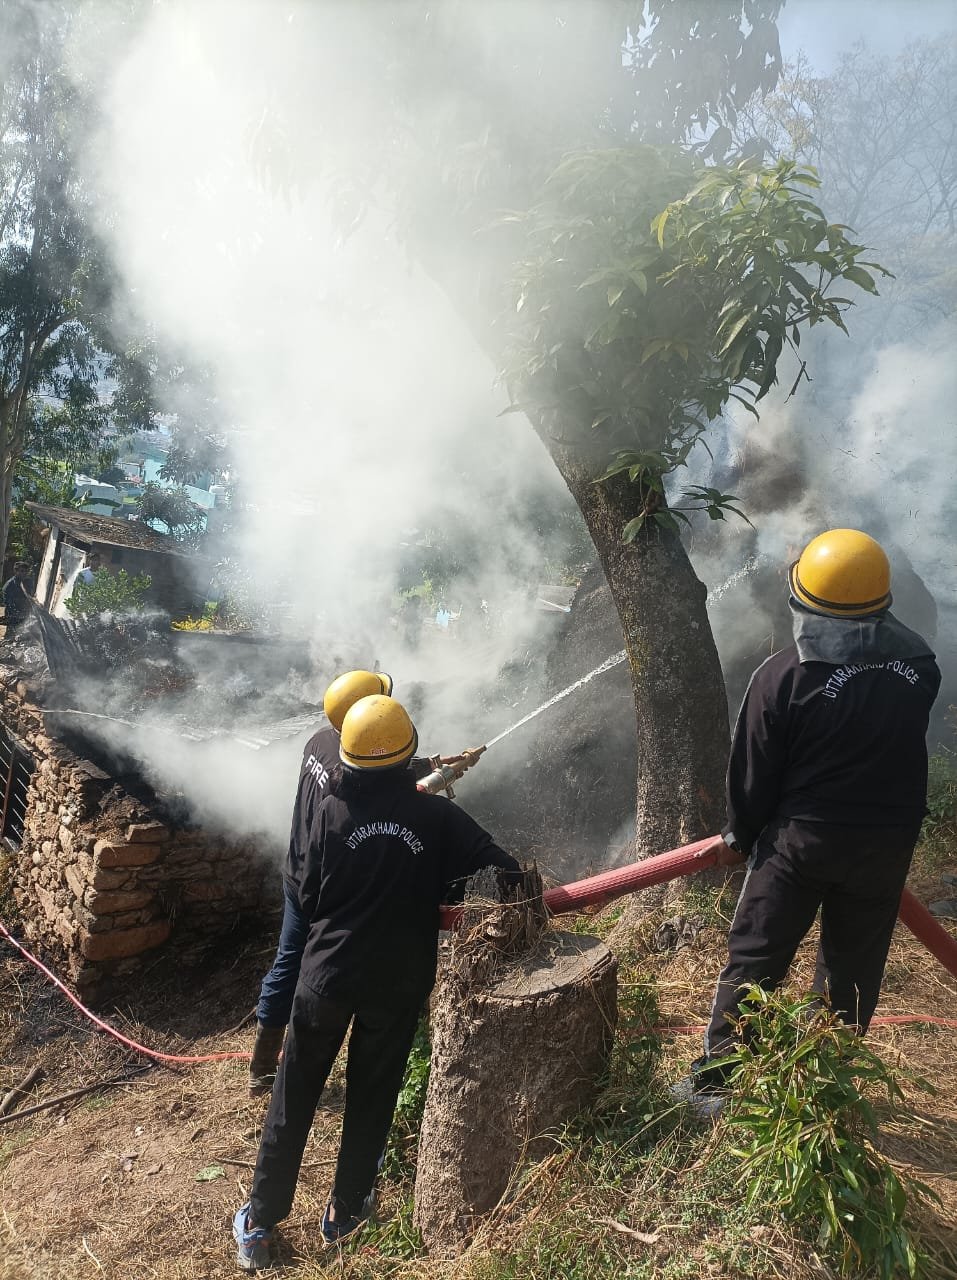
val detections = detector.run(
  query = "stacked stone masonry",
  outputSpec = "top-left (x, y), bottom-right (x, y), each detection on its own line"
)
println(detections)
top-left (1, 679), bottom-right (273, 997)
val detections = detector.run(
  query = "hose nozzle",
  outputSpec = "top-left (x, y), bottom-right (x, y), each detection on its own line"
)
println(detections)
top-left (417, 744), bottom-right (487, 798)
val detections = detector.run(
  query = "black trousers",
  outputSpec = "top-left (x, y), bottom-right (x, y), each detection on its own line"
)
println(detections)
top-left (249, 980), bottom-right (423, 1228)
top-left (704, 817), bottom-right (919, 1064)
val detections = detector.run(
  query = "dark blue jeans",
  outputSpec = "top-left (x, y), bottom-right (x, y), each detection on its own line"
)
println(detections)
top-left (257, 879), bottom-right (310, 1028)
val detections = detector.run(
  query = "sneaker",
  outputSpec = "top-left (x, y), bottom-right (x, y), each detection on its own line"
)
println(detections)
top-left (669, 1075), bottom-right (728, 1120)
top-left (232, 1202), bottom-right (273, 1272)
top-left (320, 1190), bottom-right (376, 1245)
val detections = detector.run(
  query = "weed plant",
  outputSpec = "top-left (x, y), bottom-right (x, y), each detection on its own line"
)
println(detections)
top-left (679, 874), bottom-right (741, 927)
top-left (722, 987), bottom-right (937, 1279)
top-left (919, 751), bottom-right (957, 873)
top-left (383, 1014), bottom-right (431, 1178)
top-left (925, 752), bottom-right (957, 835)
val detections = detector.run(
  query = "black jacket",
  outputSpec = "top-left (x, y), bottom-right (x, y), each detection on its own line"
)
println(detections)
top-left (296, 768), bottom-right (519, 1002)
top-left (727, 610), bottom-right (940, 855)
top-left (283, 726), bottom-right (433, 884)
top-left (283, 727), bottom-right (340, 884)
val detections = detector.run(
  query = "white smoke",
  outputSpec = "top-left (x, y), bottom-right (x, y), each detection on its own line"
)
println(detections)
top-left (843, 326), bottom-right (957, 606)
top-left (40, 2), bottom-right (957, 842)
top-left (51, 1), bottom-right (587, 844)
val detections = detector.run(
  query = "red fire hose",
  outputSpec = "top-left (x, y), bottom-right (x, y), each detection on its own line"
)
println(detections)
top-left (897, 887), bottom-right (957, 978)
top-left (1, 835), bottom-right (954, 1083)
top-left (438, 834), bottom-right (724, 930)
top-left (439, 834), bottom-right (957, 983)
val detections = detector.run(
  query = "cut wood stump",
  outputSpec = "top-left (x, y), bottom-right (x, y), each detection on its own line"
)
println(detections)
top-left (413, 867), bottom-right (618, 1255)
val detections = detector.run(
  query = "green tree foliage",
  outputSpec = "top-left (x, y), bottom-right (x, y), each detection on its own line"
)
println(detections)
top-left (625, 1), bottom-right (783, 142)
top-left (66, 567), bottom-right (151, 618)
top-left (138, 480), bottom-right (205, 546)
top-left (503, 149), bottom-right (885, 539)
top-left (0, 3), bottom-right (227, 570)
top-left (96, 463), bottom-right (126, 487)
top-left (252, 2), bottom-right (787, 229)
top-left (0, 1), bottom-right (118, 567)
top-left (113, 333), bottom-right (230, 489)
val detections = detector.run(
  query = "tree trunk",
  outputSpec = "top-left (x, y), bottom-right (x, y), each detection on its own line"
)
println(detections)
top-left (0, 402), bottom-right (14, 576)
top-left (540, 434), bottom-right (729, 852)
top-left (1, 378), bottom-right (34, 576)
top-left (414, 928), bottom-right (617, 1255)
top-left (416, 249), bottom-right (730, 920)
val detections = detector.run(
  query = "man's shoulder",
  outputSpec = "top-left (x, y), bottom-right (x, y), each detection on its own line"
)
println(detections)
top-left (304, 724), bottom-right (338, 761)
top-left (749, 646), bottom-right (800, 688)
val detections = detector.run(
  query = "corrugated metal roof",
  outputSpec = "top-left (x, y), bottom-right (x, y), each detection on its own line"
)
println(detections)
top-left (178, 713), bottom-right (320, 750)
top-left (41, 708), bottom-right (321, 752)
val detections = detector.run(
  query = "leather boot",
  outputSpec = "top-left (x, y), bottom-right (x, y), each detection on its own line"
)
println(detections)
top-left (248, 1024), bottom-right (285, 1097)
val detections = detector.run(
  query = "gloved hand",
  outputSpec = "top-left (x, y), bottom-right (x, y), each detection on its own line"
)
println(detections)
top-left (437, 746), bottom-right (485, 774)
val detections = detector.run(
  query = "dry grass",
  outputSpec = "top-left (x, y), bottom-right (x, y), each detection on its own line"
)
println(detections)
top-left (0, 840), bottom-right (955, 1280)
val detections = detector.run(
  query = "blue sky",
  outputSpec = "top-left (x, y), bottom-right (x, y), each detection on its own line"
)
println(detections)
top-left (778, 0), bottom-right (956, 70)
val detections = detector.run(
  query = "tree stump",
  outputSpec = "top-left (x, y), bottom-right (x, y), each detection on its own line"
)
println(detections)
top-left (413, 867), bottom-right (618, 1255)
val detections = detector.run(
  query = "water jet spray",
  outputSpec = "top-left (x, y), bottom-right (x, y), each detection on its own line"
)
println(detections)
top-left (426, 559), bottom-right (765, 780)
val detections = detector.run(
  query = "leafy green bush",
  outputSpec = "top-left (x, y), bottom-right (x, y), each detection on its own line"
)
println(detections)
top-left (66, 568), bottom-right (151, 617)
top-left (723, 987), bottom-right (935, 1279)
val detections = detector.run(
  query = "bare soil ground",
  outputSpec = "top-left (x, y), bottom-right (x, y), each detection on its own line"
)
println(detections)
top-left (1, 847), bottom-right (956, 1280)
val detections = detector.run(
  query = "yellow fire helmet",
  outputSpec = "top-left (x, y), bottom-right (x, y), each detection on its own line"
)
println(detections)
top-left (323, 669), bottom-right (394, 732)
top-left (788, 529), bottom-right (892, 618)
top-left (339, 695), bottom-right (418, 771)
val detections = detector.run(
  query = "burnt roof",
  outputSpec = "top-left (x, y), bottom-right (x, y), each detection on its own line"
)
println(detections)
top-left (25, 503), bottom-right (197, 558)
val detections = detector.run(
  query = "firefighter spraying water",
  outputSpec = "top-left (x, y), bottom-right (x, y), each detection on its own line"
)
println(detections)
top-left (236, 529), bottom-right (949, 1268)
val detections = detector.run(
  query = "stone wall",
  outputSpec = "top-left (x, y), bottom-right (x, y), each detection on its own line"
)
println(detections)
top-left (1, 678), bottom-right (274, 998)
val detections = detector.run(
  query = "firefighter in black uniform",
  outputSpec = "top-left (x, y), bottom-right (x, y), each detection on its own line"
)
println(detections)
top-left (686, 529), bottom-right (941, 1108)
top-left (233, 694), bottom-right (520, 1271)
top-left (248, 669), bottom-right (395, 1095)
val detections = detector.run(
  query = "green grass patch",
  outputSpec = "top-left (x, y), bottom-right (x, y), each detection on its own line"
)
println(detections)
top-left (679, 874), bottom-right (741, 928)
top-left (916, 751), bottom-right (957, 872)
top-left (79, 1091), bottom-right (116, 1114)
top-left (569, 902), bottom-right (624, 940)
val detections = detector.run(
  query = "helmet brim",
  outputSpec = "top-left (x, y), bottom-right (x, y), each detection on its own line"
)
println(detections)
top-left (339, 725), bottom-right (418, 770)
top-left (788, 561), bottom-right (892, 618)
